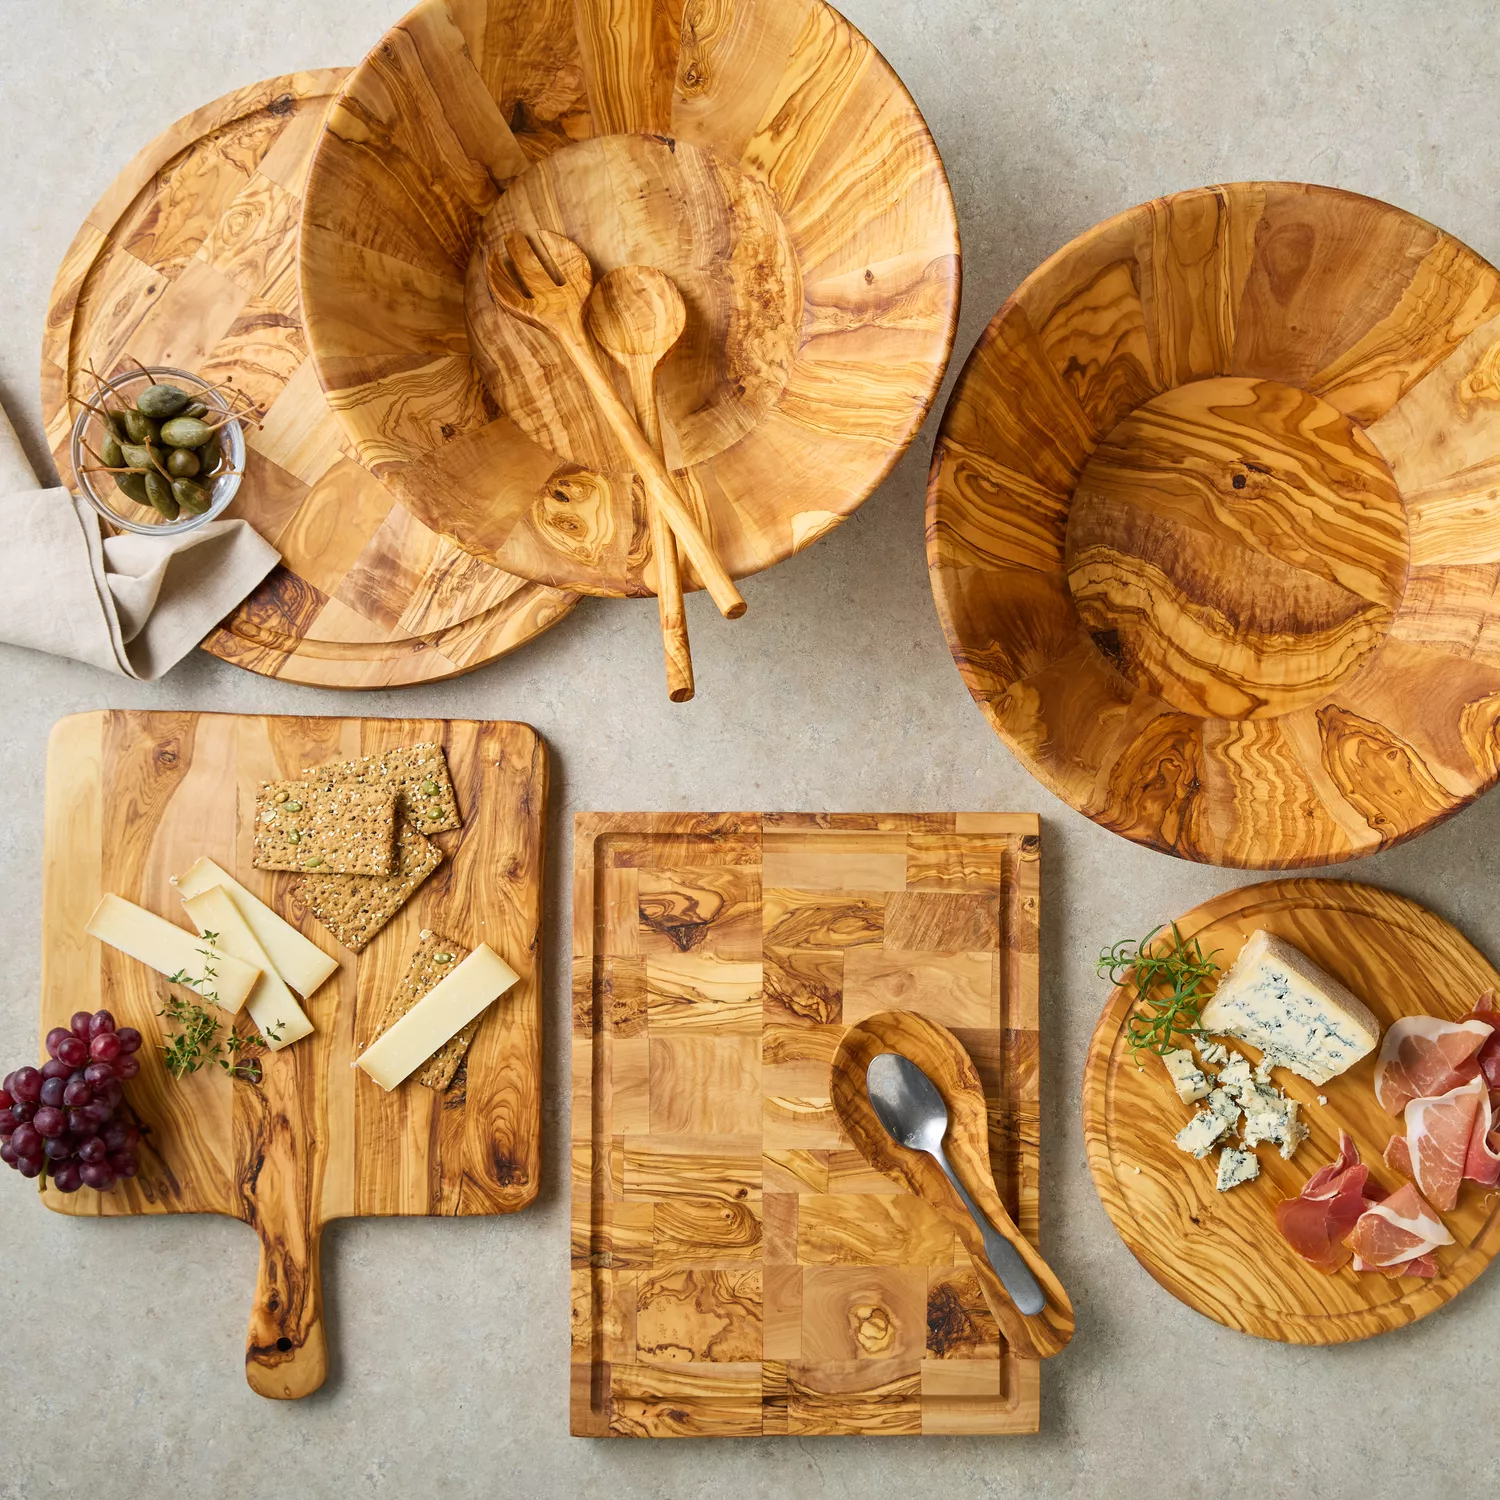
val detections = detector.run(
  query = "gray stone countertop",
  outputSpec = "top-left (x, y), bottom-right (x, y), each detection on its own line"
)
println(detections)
top-left (2, 2), bottom-right (1497, 1495)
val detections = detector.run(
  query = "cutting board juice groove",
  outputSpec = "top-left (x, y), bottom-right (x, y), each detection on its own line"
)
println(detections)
top-left (571, 812), bottom-right (1043, 1437)
top-left (41, 711), bottom-right (546, 1398)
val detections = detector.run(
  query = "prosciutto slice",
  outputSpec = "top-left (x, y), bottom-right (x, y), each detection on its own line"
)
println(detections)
top-left (1461, 998), bottom-right (1500, 1090)
top-left (1346, 1182), bottom-right (1454, 1271)
top-left (1402, 1076), bottom-right (1485, 1210)
top-left (1465, 1084), bottom-right (1500, 1187)
top-left (1275, 1132), bottom-right (1379, 1271)
top-left (1373, 1016), bottom-right (1492, 1114)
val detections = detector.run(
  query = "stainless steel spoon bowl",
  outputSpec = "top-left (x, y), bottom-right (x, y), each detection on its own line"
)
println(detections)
top-left (866, 1051), bottom-right (1046, 1316)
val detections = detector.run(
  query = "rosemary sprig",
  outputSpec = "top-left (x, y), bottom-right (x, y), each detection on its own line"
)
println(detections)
top-left (1098, 923), bottom-right (1222, 1057)
top-left (159, 934), bottom-right (283, 1081)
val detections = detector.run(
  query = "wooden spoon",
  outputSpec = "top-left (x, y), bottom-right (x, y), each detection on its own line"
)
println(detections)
top-left (830, 1010), bottom-right (1075, 1359)
top-left (588, 266), bottom-right (694, 703)
top-left (487, 230), bottom-right (745, 621)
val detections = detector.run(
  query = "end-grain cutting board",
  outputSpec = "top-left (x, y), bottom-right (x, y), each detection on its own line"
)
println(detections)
top-left (41, 711), bottom-right (545, 1398)
top-left (40, 72), bottom-right (578, 687)
top-left (571, 812), bottom-right (1043, 1437)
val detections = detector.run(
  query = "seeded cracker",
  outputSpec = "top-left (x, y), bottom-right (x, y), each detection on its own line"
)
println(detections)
top-left (371, 930), bottom-right (478, 1090)
top-left (303, 743), bottom-right (460, 836)
top-left (296, 819), bottom-right (443, 952)
top-left (254, 780), bottom-right (396, 875)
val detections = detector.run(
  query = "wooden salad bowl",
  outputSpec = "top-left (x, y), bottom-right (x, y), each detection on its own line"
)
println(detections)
top-left (928, 182), bottom-right (1500, 868)
top-left (299, 0), bottom-right (960, 600)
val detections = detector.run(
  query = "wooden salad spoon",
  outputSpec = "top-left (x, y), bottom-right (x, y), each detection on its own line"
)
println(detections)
top-left (588, 266), bottom-right (694, 703)
top-left (487, 230), bottom-right (745, 621)
top-left (830, 1010), bottom-right (1075, 1359)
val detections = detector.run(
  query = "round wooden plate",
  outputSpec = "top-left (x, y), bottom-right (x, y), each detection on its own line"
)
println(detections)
top-left (298, 0), bottom-right (960, 599)
top-left (928, 182), bottom-right (1500, 868)
top-left (1082, 878), bottom-right (1500, 1344)
top-left (40, 70), bottom-right (579, 689)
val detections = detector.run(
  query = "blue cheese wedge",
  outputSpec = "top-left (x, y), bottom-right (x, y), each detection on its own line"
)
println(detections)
top-left (1162, 1048), bottom-right (1211, 1103)
top-left (1199, 930), bottom-right (1380, 1086)
top-left (1215, 1147), bottom-right (1260, 1191)
top-left (1175, 1100), bottom-right (1237, 1158)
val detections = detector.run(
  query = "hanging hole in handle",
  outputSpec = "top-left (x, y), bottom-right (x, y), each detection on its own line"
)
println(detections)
top-left (276, 1337), bottom-right (293, 1352)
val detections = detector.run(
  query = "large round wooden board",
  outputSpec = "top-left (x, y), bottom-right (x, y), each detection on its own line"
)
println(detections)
top-left (299, 0), bottom-right (960, 599)
top-left (1081, 878), bottom-right (1500, 1345)
top-left (40, 71), bottom-right (579, 688)
top-left (928, 182), bottom-right (1500, 868)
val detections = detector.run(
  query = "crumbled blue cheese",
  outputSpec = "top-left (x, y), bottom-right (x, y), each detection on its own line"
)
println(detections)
top-left (1197, 1041), bottom-right (1229, 1067)
top-left (1215, 1147), bottom-right (1260, 1191)
top-left (1162, 1048), bottom-right (1211, 1103)
top-left (1199, 930), bottom-right (1381, 1086)
top-left (1175, 1104), bottom-right (1236, 1158)
top-left (1241, 1096), bottom-right (1309, 1160)
top-left (1217, 1054), bottom-right (1255, 1096)
top-left (1206, 1086), bottom-right (1241, 1124)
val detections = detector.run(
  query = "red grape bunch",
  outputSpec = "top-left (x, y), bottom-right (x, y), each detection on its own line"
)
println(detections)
top-left (0, 1010), bottom-right (143, 1192)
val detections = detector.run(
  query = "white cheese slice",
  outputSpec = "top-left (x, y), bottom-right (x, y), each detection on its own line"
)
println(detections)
top-left (86, 892), bottom-right (259, 1013)
top-left (1199, 929), bottom-right (1381, 1086)
top-left (1175, 1104), bottom-right (1235, 1158)
top-left (171, 857), bottom-right (338, 998)
top-left (1215, 1147), bottom-right (1260, 1191)
top-left (181, 886), bottom-right (314, 1051)
top-left (1161, 1048), bottom-right (1210, 1102)
top-left (355, 944), bottom-right (519, 1092)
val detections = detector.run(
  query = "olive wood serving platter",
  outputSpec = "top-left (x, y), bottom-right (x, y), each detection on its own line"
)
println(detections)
top-left (300, 0), bottom-right (961, 600)
top-left (40, 71), bottom-right (578, 688)
top-left (41, 711), bottom-right (546, 1398)
top-left (929, 181), bottom-right (1500, 868)
top-left (830, 1010), bottom-right (1073, 1360)
top-left (571, 812), bottom-right (1044, 1437)
top-left (1082, 878), bottom-right (1500, 1344)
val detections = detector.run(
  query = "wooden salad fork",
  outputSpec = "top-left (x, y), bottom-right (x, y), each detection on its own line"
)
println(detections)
top-left (487, 230), bottom-right (746, 621)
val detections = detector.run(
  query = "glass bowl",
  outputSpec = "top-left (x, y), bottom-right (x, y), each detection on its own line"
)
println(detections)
top-left (70, 366), bottom-right (246, 535)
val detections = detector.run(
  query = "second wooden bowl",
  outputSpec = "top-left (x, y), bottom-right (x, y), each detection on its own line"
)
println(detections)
top-left (928, 182), bottom-right (1500, 868)
top-left (299, 0), bottom-right (960, 600)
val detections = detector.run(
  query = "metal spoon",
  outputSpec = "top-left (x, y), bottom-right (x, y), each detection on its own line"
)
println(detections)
top-left (867, 1051), bottom-right (1046, 1316)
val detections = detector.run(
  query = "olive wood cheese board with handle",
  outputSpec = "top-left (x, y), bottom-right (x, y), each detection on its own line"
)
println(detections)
top-left (40, 711), bottom-right (546, 1398)
top-left (1083, 878), bottom-right (1500, 1344)
top-left (571, 812), bottom-right (1045, 1437)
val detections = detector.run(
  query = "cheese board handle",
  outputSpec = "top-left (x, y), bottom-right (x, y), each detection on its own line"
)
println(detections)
top-left (244, 1217), bottom-right (328, 1399)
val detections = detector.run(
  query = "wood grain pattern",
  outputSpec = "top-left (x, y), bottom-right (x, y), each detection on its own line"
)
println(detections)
top-left (828, 1010), bottom-right (1073, 1358)
top-left (571, 813), bottom-right (1044, 1437)
top-left (1081, 878), bottom-right (1500, 1344)
top-left (300, 0), bottom-right (960, 598)
top-left (929, 181), bottom-right (1500, 867)
top-left (40, 712), bottom-right (546, 1397)
top-left (40, 72), bottom-right (578, 689)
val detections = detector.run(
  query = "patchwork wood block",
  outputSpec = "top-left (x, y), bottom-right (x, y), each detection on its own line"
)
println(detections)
top-left (572, 813), bottom-right (1044, 1436)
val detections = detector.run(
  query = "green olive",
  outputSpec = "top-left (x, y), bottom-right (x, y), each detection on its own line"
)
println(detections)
top-left (137, 383), bottom-right (192, 419)
top-left (120, 441), bottom-right (164, 472)
top-left (99, 432), bottom-right (124, 469)
top-left (144, 470), bottom-right (179, 520)
top-left (114, 472), bottom-right (150, 506)
top-left (160, 416), bottom-right (216, 449)
top-left (172, 478), bottom-right (211, 515)
top-left (165, 448), bottom-right (200, 478)
top-left (122, 409), bottom-right (159, 445)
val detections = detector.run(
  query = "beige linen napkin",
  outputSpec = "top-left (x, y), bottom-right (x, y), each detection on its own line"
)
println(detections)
top-left (0, 399), bottom-right (279, 679)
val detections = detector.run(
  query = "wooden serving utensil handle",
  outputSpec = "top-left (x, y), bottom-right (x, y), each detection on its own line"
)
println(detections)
top-left (624, 359), bottom-right (694, 702)
top-left (245, 1215), bottom-right (327, 1399)
top-left (557, 326), bottom-right (746, 621)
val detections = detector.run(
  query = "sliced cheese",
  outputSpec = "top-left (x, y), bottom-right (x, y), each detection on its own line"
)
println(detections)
top-left (355, 944), bottom-right (518, 1092)
top-left (171, 857), bottom-right (338, 998)
top-left (86, 892), bottom-right (259, 1013)
top-left (181, 886), bottom-right (314, 1051)
top-left (1200, 929), bottom-right (1381, 1086)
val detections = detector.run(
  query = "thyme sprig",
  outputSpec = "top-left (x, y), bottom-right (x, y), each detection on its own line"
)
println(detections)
top-left (159, 933), bottom-right (283, 1082)
top-left (1098, 923), bottom-right (1222, 1057)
